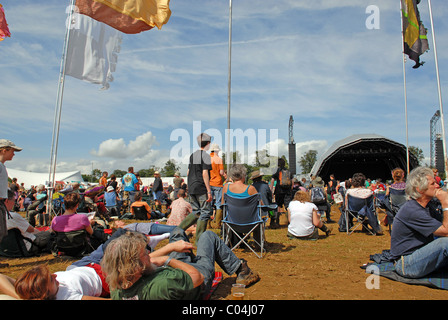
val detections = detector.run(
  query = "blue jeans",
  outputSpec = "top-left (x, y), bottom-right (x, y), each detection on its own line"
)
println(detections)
top-left (168, 227), bottom-right (241, 295)
top-left (150, 223), bottom-right (177, 235)
top-left (394, 237), bottom-right (448, 278)
top-left (210, 186), bottom-right (223, 210)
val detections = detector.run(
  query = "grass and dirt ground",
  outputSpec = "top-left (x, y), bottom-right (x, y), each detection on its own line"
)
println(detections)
top-left (2, 205), bottom-right (448, 300)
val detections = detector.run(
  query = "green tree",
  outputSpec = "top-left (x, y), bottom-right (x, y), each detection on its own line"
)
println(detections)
top-left (408, 145), bottom-right (424, 166)
top-left (255, 149), bottom-right (271, 168)
top-left (138, 166), bottom-right (159, 177)
top-left (161, 159), bottom-right (180, 177)
top-left (299, 150), bottom-right (318, 174)
top-left (112, 169), bottom-right (127, 178)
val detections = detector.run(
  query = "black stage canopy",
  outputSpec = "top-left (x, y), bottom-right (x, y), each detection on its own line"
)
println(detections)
top-left (310, 134), bottom-right (418, 183)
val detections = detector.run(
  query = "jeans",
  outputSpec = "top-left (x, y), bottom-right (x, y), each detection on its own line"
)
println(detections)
top-left (189, 193), bottom-right (212, 221)
top-left (394, 237), bottom-right (448, 278)
top-left (150, 223), bottom-right (177, 235)
top-left (210, 186), bottom-right (223, 210)
top-left (168, 227), bottom-right (241, 295)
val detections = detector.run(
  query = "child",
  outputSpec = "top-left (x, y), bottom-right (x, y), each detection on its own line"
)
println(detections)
top-left (104, 186), bottom-right (119, 217)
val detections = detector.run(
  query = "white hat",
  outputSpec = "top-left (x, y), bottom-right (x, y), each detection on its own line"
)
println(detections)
top-left (0, 139), bottom-right (22, 151)
top-left (107, 186), bottom-right (114, 192)
top-left (210, 143), bottom-right (220, 152)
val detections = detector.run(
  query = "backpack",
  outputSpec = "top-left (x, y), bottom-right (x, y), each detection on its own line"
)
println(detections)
top-left (0, 229), bottom-right (34, 258)
top-left (278, 169), bottom-right (292, 188)
top-left (311, 187), bottom-right (326, 205)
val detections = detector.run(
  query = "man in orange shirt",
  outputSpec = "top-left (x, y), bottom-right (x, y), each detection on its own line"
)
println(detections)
top-left (209, 144), bottom-right (224, 229)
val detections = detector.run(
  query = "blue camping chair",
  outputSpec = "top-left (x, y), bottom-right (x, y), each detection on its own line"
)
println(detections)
top-left (344, 194), bottom-right (381, 235)
top-left (383, 187), bottom-right (406, 228)
top-left (221, 193), bottom-right (268, 258)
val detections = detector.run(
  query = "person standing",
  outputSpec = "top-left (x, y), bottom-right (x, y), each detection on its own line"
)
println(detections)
top-left (178, 133), bottom-right (212, 245)
top-left (99, 171), bottom-right (108, 188)
top-left (269, 157), bottom-right (293, 225)
top-left (0, 139), bottom-right (22, 243)
top-left (172, 172), bottom-right (184, 199)
top-left (121, 167), bottom-right (138, 210)
top-left (209, 143), bottom-right (224, 229)
top-left (152, 171), bottom-right (164, 211)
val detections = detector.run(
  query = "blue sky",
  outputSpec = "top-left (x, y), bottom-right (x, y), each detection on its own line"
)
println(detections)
top-left (1, 0), bottom-right (447, 176)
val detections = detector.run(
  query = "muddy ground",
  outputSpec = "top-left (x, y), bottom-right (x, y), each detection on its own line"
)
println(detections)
top-left (1, 206), bottom-right (448, 301)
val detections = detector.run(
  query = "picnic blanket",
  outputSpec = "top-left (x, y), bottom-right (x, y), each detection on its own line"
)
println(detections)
top-left (363, 250), bottom-right (448, 290)
top-left (203, 271), bottom-right (223, 300)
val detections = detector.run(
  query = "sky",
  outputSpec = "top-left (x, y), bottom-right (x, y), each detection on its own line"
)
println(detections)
top-left (1, 0), bottom-right (447, 178)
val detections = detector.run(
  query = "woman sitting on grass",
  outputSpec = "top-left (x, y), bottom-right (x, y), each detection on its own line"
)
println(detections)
top-left (49, 192), bottom-right (93, 236)
top-left (287, 191), bottom-right (331, 240)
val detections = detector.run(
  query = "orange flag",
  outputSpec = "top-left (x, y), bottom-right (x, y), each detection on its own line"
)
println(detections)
top-left (76, 0), bottom-right (171, 34)
top-left (0, 3), bottom-right (11, 41)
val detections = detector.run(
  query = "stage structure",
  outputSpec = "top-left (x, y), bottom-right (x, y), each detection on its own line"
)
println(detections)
top-left (310, 134), bottom-right (418, 182)
top-left (288, 115), bottom-right (296, 175)
top-left (430, 110), bottom-right (445, 174)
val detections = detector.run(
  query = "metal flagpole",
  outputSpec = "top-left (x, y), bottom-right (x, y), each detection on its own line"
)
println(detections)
top-left (47, 0), bottom-right (76, 215)
top-left (400, 0), bottom-right (410, 174)
top-left (226, 0), bottom-right (233, 168)
top-left (427, 0), bottom-right (447, 173)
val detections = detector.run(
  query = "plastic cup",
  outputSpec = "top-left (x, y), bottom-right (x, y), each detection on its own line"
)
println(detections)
top-left (231, 283), bottom-right (245, 300)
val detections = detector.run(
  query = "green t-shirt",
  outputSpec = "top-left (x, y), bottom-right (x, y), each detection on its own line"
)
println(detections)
top-left (111, 267), bottom-right (202, 300)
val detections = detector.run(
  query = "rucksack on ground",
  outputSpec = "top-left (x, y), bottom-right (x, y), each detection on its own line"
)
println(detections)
top-left (311, 187), bottom-right (326, 205)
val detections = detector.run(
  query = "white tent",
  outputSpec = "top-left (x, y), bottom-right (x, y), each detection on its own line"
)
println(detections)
top-left (7, 168), bottom-right (84, 189)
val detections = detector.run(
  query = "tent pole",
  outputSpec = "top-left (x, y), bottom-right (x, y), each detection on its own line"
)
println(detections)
top-left (400, 0), bottom-right (410, 174)
top-left (226, 0), bottom-right (232, 168)
top-left (47, 0), bottom-right (75, 215)
top-left (428, 0), bottom-right (447, 174)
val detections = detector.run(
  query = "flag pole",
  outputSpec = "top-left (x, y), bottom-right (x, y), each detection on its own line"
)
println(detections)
top-left (427, 0), bottom-right (447, 173)
top-left (47, 0), bottom-right (76, 215)
top-left (400, 0), bottom-right (410, 174)
top-left (226, 0), bottom-right (232, 168)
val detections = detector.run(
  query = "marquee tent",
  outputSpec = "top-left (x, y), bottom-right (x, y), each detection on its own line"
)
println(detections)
top-left (310, 134), bottom-right (418, 182)
top-left (7, 168), bottom-right (84, 189)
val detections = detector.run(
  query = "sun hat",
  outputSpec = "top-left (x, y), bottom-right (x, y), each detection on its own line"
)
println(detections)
top-left (107, 186), bottom-right (114, 192)
top-left (313, 176), bottom-right (325, 187)
top-left (210, 143), bottom-right (220, 152)
top-left (250, 170), bottom-right (263, 180)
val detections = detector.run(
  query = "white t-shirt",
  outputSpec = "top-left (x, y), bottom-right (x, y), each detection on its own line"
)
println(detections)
top-left (56, 266), bottom-right (103, 300)
top-left (6, 211), bottom-right (36, 251)
top-left (287, 201), bottom-right (318, 237)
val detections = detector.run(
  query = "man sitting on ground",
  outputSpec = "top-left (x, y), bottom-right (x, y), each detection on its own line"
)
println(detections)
top-left (390, 166), bottom-right (448, 278)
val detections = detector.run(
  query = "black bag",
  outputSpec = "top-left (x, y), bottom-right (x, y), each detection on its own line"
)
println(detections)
top-left (0, 228), bottom-right (33, 258)
top-left (52, 230), bottom-right (91, 257)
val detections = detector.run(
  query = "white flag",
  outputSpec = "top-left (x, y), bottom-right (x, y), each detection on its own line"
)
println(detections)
top-left (65, 14), bottom-right (122, 89)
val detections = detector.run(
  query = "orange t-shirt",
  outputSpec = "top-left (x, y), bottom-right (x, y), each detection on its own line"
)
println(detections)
top-left (210, 152), bottom-right (224, 187)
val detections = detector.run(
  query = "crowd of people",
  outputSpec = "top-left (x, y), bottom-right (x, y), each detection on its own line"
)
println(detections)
top-left (2, 136), bottom-right (448, 299)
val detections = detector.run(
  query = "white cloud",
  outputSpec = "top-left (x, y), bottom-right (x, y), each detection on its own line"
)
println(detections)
top-left (90, 131), bottom-right (158, 159)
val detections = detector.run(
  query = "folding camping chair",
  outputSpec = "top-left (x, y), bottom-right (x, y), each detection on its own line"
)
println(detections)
top-left (49, 196), bottom-right (64, 219)
top-left (344, 194), bottom-right (377, 235)
top-left (384, 188), bottom-right (406, 228)
top-left (221, 193), bottom-right (267, 258)
top-left (132, 205), bottom-right (150, 220)
top-left (51, 229), bottom-right (94, 257)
